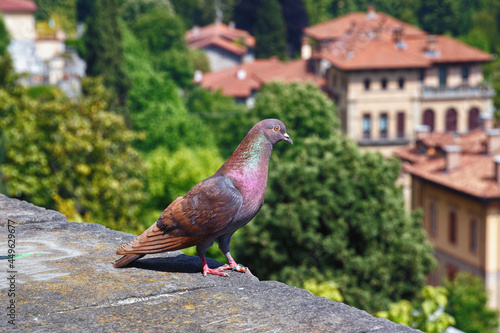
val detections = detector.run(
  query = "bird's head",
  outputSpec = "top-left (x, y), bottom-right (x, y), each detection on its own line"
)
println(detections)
top-left (258, 119), bottom-right (293, 146)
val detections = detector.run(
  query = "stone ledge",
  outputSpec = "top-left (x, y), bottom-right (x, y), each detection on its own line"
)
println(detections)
top-left (0, 195), bottom-right (419, 332)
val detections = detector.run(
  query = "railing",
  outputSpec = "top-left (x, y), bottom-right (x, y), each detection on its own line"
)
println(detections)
top-left (420, 83), bottom-right (495, 100)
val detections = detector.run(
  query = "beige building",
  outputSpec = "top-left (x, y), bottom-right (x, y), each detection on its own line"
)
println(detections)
top-left (396, 126), bottom-right (500, 309)
top-left (303, 6), bottom-right (494, 155)
top-left (0, 0), bottom-right (37, 40)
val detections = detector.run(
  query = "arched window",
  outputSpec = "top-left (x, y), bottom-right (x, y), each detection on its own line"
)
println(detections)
top-left (423, 109), bottom-right (435, 132)
top-left (398, 77), bottom-right (405, 89)
top-left (446, 108), bottom-right (458, 132)
top-left (364, 78), bottom-right (371, 91)
top-left (468, 107), bottom-right (480, 131)
top-left (449, 210), bottom-right (457, 245)
top-left (381, 78), bottom-right (388, 90)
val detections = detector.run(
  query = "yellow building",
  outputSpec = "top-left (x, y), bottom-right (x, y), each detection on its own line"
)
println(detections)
top-left (303, 5), bottom-right (494, 155)
top-left (396, 126), bottom-right (500, 309)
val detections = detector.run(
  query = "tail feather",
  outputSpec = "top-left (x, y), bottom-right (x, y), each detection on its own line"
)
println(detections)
top-left (113, 254), bottom-right (144, 268)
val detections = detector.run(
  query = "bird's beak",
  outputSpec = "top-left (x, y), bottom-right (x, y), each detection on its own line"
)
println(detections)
top-left (283, 133), bottom-right (293, 145)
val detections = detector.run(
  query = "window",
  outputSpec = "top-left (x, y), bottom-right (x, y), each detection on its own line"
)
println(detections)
top-left (398, 77), bottom-right (405, 89)
top-left (379, 113), bottom-right (388, 139)
top-left (397, 112), bottom-right (405, 138)
top-left (419, 69), bottom-right (425, 83)
top-left (429, 202), bottom-right (437, 237)
top-left (439, 67), bottom-right (447, 88)
top-left (470, 219), bottom-right (478, 253)
top-left (423, 109), bottom-right (435, 132)
top-left (363, 114), bottom-right (371, 139)
top-left (381, 78), bottom-right (388, 90)
top-left (445, 108), bottom-right (458, 132)
top-left (468, 107), bottom-right (479, 131)
top-left (461, 66), bottom-right (469, 84)
top-left (364, 78), bottom-right (371, 91)
top-left (446, 264), bottom-right (458, 280)
top-left (449, 211), bottom-right (457, 245)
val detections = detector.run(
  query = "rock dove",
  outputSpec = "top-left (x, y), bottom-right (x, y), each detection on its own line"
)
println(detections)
top-left (113, 119), bottom-right (293, 276)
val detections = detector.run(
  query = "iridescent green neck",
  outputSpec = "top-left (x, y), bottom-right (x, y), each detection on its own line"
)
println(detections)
top-left (218, 132), bottom-right (273, 173)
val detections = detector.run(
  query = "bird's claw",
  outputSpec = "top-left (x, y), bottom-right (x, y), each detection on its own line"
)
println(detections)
top-left (218, 263), bottom-right (252, 274)
top-left (202, 267), bottom-right (229, 277)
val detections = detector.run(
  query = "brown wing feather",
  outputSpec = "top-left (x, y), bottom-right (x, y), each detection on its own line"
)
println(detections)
top-left (116, 176), bottom-right (243, 255)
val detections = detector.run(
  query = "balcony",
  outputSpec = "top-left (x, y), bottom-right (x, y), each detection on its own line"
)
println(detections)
top-left (420, 83), bottom-right (495, 101)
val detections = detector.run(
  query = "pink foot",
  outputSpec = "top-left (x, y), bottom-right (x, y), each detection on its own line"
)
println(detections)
top-left (200, 257), bottom-right (229, 277)
top-left (218, 259), bottom-right (252, 274)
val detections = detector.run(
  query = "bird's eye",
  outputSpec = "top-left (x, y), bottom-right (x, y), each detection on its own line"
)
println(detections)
top-left (274, 125), bottom-right (280, 131)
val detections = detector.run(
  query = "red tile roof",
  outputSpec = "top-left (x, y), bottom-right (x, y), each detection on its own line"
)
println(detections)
top-left (0, 0), bottom-right (37, 12)
top-left (199, 58), bottom-right (326, 97)
top-left (186, 22), bottom-right (255, 56)
top-left (305, 11), bottom-right (492, 70)
top-left (395, 130), bottom-right (500, 199)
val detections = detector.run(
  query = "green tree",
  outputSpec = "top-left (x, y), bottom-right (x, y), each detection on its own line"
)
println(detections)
top-left (251, 82), bottom-right (339, 144)
top-left (232, 84), bottom-right (435, 311)
top-left (84, 0), bottom-right (130, 106)
top-left (187, 87), bottom-right (250, 158)
top-left (0, 14), bottom-right (10, 56)
top-left (254, 0), bottom-right (287, 59)
top-left (120, 0), bottom-right (173, 23)
top-left (0, 78), bottom-right (147, 231)
top-left (34, 0), bottom-right (77, 33)
top-left (445, 273), bottom-right (499, 333)
top-left (376, 286), bottom-right (455, 333)
top-left (131, 9), bottom-right (186, 54)
top-left (121, 22), bottom-right (214, 152)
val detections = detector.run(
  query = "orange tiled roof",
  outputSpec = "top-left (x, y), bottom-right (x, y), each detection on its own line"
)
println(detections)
top-left (199, 58), bottom-right (326, 97)
top-left (306, 11), bottom-right (492, 70)
top-left (395, 130), bottom-right (500, 199)
top-left (186, 22), bottom-right (255, 56)
top-left (0, 0), bottom-right (37, 12)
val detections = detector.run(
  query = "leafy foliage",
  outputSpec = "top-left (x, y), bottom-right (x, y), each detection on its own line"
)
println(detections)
top-left (376, 286), bottom-right (455, 333)
top-left (303, 278), bottom-right (343, 302)
top-left (131, 9), bottom-right (186, 54)
top-left (84, 0), bottom-right (130, 105)
top-left (0, 15), bottom-right (10, 57)
top-left (445, 273), bottom-right (499, 333)
top-left (120, 0), bottom-right (173, 23)
top-left (187, 87), bottom-right (251, 158)
top-left (0, 78), bottom-right (147, 231)
top-left (254, 0), bottom-right (287, 59)
top-left (251, 82), bottom-right (339, 144)
top-left (121, 22), bottom-right (215, 152)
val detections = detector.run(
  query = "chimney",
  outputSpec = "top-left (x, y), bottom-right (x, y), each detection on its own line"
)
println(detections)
top-left (480, 112), bottom-right (494, 131)
top-left (301, 36), bottom-right (311, 60)
top-left (444, 145), bottom-right (461, 172)
top-left (414, 124), bottom-right (430, 141)
top-left (193, 70), bottom-right (203, 83)
top-left (494, 156), bottom-right (500, 186)
top-left (487, 128), bottom-right (500, 155)
top-left (236, 69), bottom-right (247, 80)
top-left (229, 21), bottom-right (235, 30)
top-left (366, 3), bottom-right (377, 19)
top-left (393, 26), bottom-right (406, 49)
top-left (192, 26), bottom-right (200, 36)
top-left (425, 35), bottom-right (439, 57)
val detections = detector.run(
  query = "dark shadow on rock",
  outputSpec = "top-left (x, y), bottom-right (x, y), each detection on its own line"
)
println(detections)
top-left (124, 253), bottom-right (225, 274)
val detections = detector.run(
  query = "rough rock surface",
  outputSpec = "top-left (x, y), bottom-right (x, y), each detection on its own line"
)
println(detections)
top-left (0, 194), bottom-right (419, 332)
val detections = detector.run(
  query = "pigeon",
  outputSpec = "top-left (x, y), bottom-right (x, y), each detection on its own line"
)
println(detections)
top-left (113, 119), bottom-right (293, 276)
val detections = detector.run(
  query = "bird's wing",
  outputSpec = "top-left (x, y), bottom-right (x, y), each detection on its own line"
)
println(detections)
top-left (116, 176), bottom-right (243, 255)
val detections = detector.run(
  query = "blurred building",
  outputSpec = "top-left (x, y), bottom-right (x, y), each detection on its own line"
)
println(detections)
top-left (196, 57), bottom-right (325, 109)
top-left (395, 119), bottom-right (500, 310)
top-left (185, 20), bottom-right (255, 71)
top-left (0, 0), bottom-right (85, 97)
top-left (303, 4), bottom-right (494, 156)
